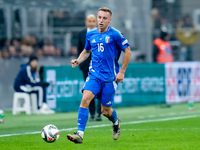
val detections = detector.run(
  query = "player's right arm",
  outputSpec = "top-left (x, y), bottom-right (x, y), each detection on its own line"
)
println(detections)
top-left (71, 49), bottom-right (91, 68)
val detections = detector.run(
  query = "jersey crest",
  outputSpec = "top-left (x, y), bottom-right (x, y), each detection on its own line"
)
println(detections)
top-left (105, 36), bottom-right (110, 43)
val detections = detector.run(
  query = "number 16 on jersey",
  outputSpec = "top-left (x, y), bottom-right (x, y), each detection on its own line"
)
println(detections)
top-left (98, 43), bottom-right (104, 52)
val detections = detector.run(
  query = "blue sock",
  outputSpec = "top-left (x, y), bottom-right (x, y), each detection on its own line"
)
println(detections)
top-left (77, 107), bottom-right (89, 132)
top-left (108, 108), bottom-right (118, 124)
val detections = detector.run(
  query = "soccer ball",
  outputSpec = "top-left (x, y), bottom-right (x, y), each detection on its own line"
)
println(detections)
top-left (41, 124), bottom-right (60, 143)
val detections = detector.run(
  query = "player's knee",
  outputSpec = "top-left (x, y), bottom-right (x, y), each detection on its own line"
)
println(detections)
top-left (80, 95), bottom-right (92, 108)
top-left (101, 108), bottom-right (109, 117)
top-left (102, 112), bottom-right (109, 117)
top-left (80, 98), bottom-right (90, 108)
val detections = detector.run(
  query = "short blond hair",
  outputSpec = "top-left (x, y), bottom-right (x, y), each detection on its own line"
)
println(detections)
top-left (98, 7), bottom-right (112, 16)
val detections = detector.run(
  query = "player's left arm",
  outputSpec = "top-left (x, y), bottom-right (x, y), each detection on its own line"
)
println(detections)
top-left (115, 46), bottom-right (131, 83)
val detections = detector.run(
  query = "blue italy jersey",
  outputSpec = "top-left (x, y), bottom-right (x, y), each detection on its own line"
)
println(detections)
top-left (85, 26), bottom-right (129, 82)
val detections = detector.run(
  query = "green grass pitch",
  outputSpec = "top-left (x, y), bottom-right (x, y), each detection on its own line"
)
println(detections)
top-left (0, 103), bottom-right (200, 150)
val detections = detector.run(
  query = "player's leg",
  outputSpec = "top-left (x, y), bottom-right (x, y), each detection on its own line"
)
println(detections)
top-left (101, 105), bottom-right (120, 140)
top-left (78, 90), bottom-right (95, 131)
top-left (101, 105), bottom-right (116, 122)
top-left (67, 90), bottom-right (94, 143)
top-left (100, 81), bottom-right (120, 140)
top-left (82, 68), bottom-right (95, 121)
top-left (67, 75), bottom-right (101, 144)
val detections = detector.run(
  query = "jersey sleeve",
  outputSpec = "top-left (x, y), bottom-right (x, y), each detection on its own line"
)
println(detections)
top-left (115, 30), bottom-right (130, 51)
top-left (84, 32), bottom-right (91, 50)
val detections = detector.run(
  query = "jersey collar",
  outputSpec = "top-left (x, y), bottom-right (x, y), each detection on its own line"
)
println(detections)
top-left (97, 26), bottom-right (111, 33)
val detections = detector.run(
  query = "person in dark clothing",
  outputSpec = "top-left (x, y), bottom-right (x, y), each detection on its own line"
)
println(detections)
top-left (14, 55), bottom-right (55, 114)
top-left (77, 14), bottom-right (102, 121)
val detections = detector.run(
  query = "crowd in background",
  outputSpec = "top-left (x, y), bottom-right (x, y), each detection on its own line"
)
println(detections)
top-left (0, 7), bottom-right (199, 61)
top-left (0, 35), bottom-right (62, 59)
top-left (0, 9), bottom-right (84, 60)
top-left (152, 8), bottom-right (199, 61)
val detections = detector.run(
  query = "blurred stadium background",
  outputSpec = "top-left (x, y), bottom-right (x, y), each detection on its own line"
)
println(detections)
top-left (0, 0), bottom-right (200, 111)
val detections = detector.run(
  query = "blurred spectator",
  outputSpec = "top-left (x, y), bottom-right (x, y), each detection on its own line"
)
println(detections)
top-left (153, 27), bottom-right (173, 63)
top-left (8, 46), bottom-right (17, 58)
top-left (175, 15), bottom-right (199, 61)
top-left (0, 34), bottom-right (64, 59)
top-left (152, 8), bottom-right (162, 30)
top-left (55, 47), bottom-right (62, 56)
top-left (15, 46), bottom-right (23, 58)
top-left (13, 55), bottom-right (55, 114)
top-left (69, 46), bottom-right (77, 56)
top-left (21, 35), bottom-right (35, 57)
top-left (160, 18), bottom-right (173, 35)
top-left (12, 38), bottom-right (21, 48)
top-left (0, 47), bottom-right (9, 59)
top-left (42, 38), bottom-right (56, 56)
top-left (35, 48), bottom-right (43, 58)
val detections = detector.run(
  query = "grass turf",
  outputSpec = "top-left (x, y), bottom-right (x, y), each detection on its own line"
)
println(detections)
top-left (0, 103), bottom-right (200, 150)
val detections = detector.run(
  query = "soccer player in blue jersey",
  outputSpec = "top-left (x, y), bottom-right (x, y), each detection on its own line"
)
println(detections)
top-left (67, 7), bottom-right (131, 144)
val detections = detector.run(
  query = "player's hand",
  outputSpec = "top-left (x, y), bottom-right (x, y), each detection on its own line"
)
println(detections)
top-left (71, 59), bottom-right (79, 68)
top-left (115, 71), bottom-right (124, 83)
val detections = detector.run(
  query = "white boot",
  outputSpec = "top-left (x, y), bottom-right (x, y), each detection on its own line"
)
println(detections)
top-left (38, 103), bottom-right (55, 114)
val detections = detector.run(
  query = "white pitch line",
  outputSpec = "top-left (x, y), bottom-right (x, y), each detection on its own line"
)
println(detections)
top-left (147, 115), bottom-right (155, 118)
top-left (168, 112), bottom-right (176, 115)
top-left (0, 114), bottom-right (199, 138)
top-left (137, 116), bottom-right (144, 119)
